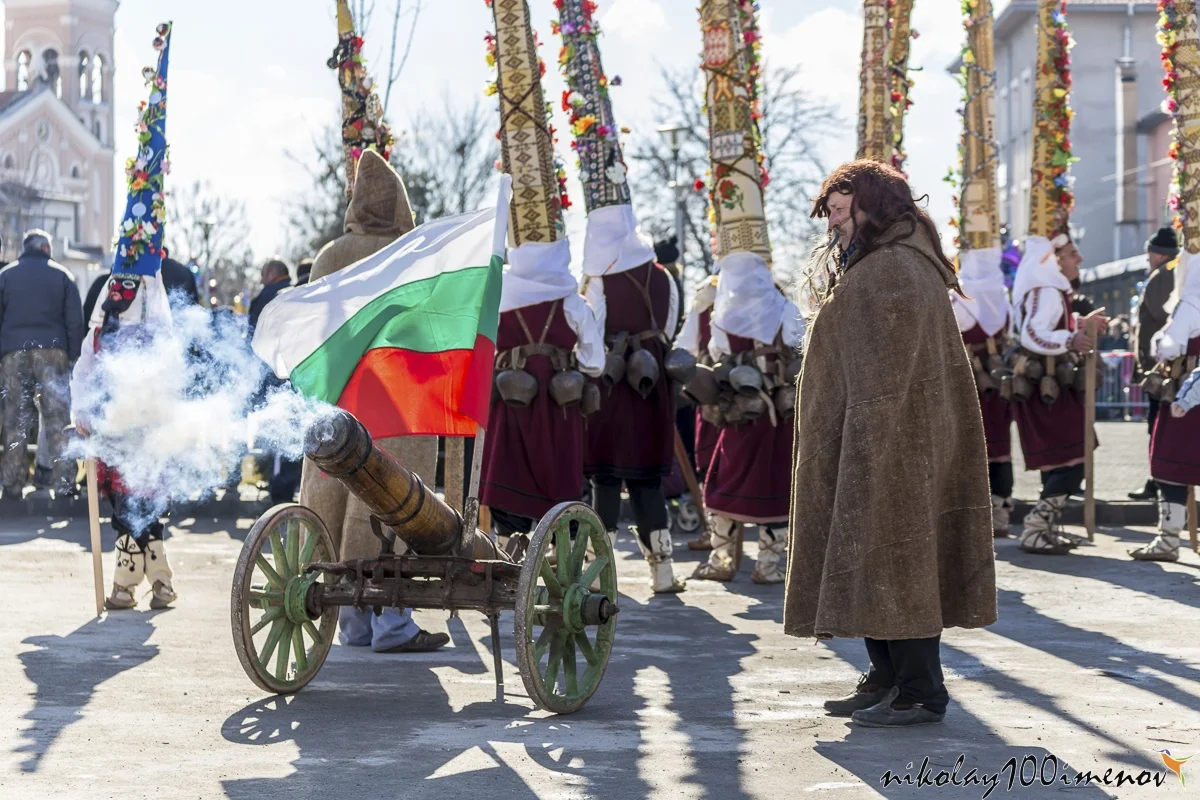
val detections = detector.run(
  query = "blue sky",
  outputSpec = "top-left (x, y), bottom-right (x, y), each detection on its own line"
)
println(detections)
top-left (92, 0), bottom-right (1003, 271)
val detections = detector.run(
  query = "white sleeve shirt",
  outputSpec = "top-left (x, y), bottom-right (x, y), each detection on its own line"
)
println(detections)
top-left (1018, 287), bottom-right (1071, 356)
top-left (563, 292), bottom-right (606, 378)
top-left (1153, 298), bottom-right (1200, 362)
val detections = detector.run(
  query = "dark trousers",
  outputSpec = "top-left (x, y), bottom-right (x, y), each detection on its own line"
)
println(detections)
top-left (591, 475), bottom-right (667, 548)
top-left (1158, 481), bottom-right (1189, 505)
top-left (988, 461), bottom-right (1014, 498)
top-left (864, 636), bottom-right (948, 713)
top-left (109, 491), bottom-right (168, 547)
top-left (491, 507), bottom-right (536, 538)
top-left (1040, 463), bottom-right (1084, 498)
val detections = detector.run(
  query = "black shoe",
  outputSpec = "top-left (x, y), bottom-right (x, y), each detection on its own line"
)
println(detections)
top-left (1128, 479), bottom-right (1158, 501)
top-left (850, 687), bottom-right (946, 727)
top-left (824, 680), bottom-right (891, 717)
top-left (0, 486), bottom-right (23, 503)
top-left (378, 630), bottom-right (450, 653)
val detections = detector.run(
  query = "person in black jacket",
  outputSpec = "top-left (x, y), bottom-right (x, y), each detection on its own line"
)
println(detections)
top-left (0, 230), bottom-right (85, 499)
top-left (248, 258), bottom-right (291, 335)
top-left (160, 247), bottom-right (203, 310)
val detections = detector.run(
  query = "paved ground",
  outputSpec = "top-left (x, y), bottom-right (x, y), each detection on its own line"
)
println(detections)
top-left (1, 495), bottom-right (1198, 799)
top-left (1012, 421), bottom-right (1151, 502)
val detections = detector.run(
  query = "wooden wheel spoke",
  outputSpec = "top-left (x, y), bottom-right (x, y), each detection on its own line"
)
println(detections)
top-left (562, 636), bottom-right (578, 697)
top-left (291, 623), bottom-right (308, 674)
top-left (538, 558), bottom-right (563, 597)
top-left (578, 556), bottom-right (608, 591)
top-left (302, 620), bottom-right (323, 646)
top-left (250, 606), bottom-right (284, 636)
top-left (534, 619), bottom-right (559, 664)
top-left (268, 530), bottom-right (292, 578)
top-left (569, 523), bottom-right (589, 576)
top-left (258, 618), bottom-right (287, 670)
top-left (298, 526), bottom-right (321, 567)
top-left (274, 622), bottom-right (292, 679)
top-left (249, 588), bottom-right (283, 606)
top-left (555, 525), bottom-right (573, 585)
top-left (543, 630), bottom-right (564, 690)
top-left (286, 520), bottom-right (300, 578)
top-left (256, 555), bottom-right (285, 588)
top-left (574, 630), bottom-right (598, 666)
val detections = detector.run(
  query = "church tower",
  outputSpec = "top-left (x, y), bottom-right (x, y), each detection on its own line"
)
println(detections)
top-left (0, 0), bottom-right (117, 274)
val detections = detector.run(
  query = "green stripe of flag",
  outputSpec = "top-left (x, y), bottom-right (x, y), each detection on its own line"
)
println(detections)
top-left (289, 255), bottom-right (503, 403)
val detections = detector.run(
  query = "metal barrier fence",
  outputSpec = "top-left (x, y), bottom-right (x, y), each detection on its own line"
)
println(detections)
top-left (1098, 350), bottom-right (1147, 422)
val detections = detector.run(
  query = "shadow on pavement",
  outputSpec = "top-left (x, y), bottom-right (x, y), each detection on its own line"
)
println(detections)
top-left (219, 569), bottom-right (756, 800)
top-left (15, 612), bottom-right (160, 773)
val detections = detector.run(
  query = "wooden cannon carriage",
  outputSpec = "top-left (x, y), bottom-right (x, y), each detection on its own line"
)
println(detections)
top-left (229, 409), bottom-right (619, 713)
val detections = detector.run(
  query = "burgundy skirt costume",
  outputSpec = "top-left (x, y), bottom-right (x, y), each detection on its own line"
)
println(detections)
top-left (703, 333), bottom-right (794, 523)
top-left (480, 299), bottom-right (586, 520)
top-left (1151, 336), bottom-right (1200, 487)
top-left (1012, 289), bottom-right (1089, 471)
top-left (693, 307), bottom-right (720, 475)
top-left (584, 262), bottom-right (675, 480)
top-left (962, 324), bottom-right (1013, 462)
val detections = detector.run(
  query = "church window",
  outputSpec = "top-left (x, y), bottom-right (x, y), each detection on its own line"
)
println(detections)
top-left (93, 119), bottom-right (102, 142)
top-left (78, 52), bottom-right (89, 100)
top-left (16, 51), bottom-right (30, 91)
top-left (90, 55), bottom-right (105, 104)
top-left (2, 154), bottom-right (13, 170)
top-left (71, 165), bottom-right (80, 179)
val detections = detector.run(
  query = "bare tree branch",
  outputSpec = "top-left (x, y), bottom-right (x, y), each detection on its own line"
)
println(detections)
top-left (382, 0), bottom-right (423, 117)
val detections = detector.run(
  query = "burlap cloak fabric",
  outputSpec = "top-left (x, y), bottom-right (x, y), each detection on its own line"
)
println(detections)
top-left (301, 149), bottom-right (437, 560)
top-left (783, 217), bottom-right (997, 641)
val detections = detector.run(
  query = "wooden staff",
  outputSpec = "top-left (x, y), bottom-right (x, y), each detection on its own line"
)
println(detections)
top-left (86, 457), bottom-right (104, 616)
top-left (444, 437), bottom-right (465, 514)
top-left (1084, 318), bottom-right (1098, 541)
top-left (1188, 486), bottom-right (1199, 553)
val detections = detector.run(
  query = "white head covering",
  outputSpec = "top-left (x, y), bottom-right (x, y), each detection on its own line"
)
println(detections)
top-left (88, 272), bottom-right (173, 331)
top-left (1011, 235), bottom-right (1069, 333)
top-left (954, 247), bottom-right (1009, 336)
top-left (711, 251), bottom-right (787, 344)
top-left (500, 238), bottom-right (578, 313)
top-left (1166, 249), bottom-right (1200, 315)
top-left (581, 204), bottom-right (655, 277)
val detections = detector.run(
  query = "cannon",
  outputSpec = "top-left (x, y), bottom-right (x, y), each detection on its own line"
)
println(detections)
top-left (230, 410), bottom-right (619, 714)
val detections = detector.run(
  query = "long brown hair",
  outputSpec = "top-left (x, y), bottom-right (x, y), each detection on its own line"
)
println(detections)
top-left (810, 160), bottom-right (957, 278)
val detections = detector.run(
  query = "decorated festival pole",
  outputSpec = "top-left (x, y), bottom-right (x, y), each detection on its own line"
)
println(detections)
top-left (330, 0), bottom-right (395, 197)
top-left (857, 0), bottom-right (892, 161)
top-left (699, 0), bottom-right (772, 264)
top-left (1028, 0), bottom-right (1075, 239)
top-left (888, 0), bottom-right (916, 172)
top-left (1160, 0), bottom-right (1200, 552)
top-left (956, 0), bottom-right (1001, 253)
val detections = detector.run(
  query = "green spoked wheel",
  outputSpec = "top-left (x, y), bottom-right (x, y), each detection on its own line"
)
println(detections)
top-left (231, 504), bottom-right (338, 695)
top-left (515, 501), bottom-right (618, 714)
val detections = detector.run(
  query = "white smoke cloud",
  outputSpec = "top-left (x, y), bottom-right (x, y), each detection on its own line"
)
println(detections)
top-left (68, 298), bottom-right (336, 532)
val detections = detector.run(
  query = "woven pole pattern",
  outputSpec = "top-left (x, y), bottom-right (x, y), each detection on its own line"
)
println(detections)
top-left (700, 0), bottom-right (771, 263)
top-left (960, 0), bottom-right (1001, 251)
top-left (857, 0), bottom-right (892, 161)
top-left (888, 0), bottom-right (915, 172)
top-left (1028, 0), bottom-right (1074, 238)
top-left (556, 0), bottom-right (631, 212)
top-left (1161, 0), bottom-right (1200, 252)
top-left (492, 0), bottom-right (561, 245)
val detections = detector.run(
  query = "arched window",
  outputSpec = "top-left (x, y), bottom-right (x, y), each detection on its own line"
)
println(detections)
top-left (3, 154), bottom-right (14, 170)
top-left (70, 165), bottom-right (80, 179)
top-left (93, 119), bottom-right (102, 142)
top-left (90, 54), bottom-right (104, 104)
top-left (16, 51), bottom-right (30, 91)
top-left (78, 51), bottom-right (89, 100)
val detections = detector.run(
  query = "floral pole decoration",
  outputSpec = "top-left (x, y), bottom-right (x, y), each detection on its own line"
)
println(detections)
top-left (329, 0), bottom-right (394, 196)
top-left (115, 23), bottom-right (172, 276)
top-left (1029, 0), bottom-right (1076, 237)
top-left (886, 0), bottom-right (919, 173)
top-left (484, 2), bottom-right (571, 215)
top-left (1158, 0), bottom-right (1200, 244)
top-left (553, 0), bottom-right (635, 211)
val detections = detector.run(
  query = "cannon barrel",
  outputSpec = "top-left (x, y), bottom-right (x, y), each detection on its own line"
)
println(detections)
top-left (305, 410), bottom-right (498, 560)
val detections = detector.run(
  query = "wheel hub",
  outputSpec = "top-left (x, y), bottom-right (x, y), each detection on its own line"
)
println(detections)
top-left (283, 574), bottom-right (317, 624)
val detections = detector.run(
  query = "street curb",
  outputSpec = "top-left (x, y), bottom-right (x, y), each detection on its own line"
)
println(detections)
top-left (1013, 499), bottom-right (1156, 526)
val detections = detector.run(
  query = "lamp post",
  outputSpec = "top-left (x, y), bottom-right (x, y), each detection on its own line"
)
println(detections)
top-left (199, 215), bottom-right (217, 306)
top-left (657, 123), bottom-right (688, 271)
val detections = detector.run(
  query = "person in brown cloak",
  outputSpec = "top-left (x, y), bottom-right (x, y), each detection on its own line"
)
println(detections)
top-left (785, 160), bottom-right (997, 727)
top-left (299, 150), bottom-right (446, 652)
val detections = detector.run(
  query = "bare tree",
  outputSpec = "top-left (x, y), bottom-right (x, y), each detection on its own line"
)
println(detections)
top-left (285, 99), bottom-right (500, 262)
top-left (165, 180), bottom-right (257, 306)
top-left (347, 0), bottom-right (423, 117)
top-left (628, 64), bottom-right (840, 286)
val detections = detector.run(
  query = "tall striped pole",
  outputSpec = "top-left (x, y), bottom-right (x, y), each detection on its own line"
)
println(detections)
top-left (856, 0), bottom-right (892, 161)
top-left (958, 0), bottom-right (1001, 252)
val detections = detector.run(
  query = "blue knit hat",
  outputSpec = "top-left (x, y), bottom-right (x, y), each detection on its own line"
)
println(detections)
top-left (112, 22), bottom-right (172, 277)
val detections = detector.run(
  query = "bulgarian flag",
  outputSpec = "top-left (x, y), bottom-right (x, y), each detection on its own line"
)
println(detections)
top-left (252, 179), bottom-right (510, 438)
